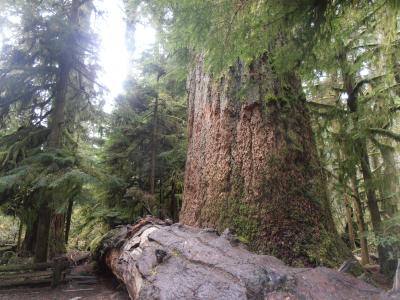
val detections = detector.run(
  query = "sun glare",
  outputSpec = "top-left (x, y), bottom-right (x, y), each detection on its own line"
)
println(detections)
top-left (94, 0), bottom-right (156, 113)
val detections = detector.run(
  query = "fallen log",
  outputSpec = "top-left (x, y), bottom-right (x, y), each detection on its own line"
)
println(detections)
top-left (0, 245), bottom-right (15, 254)
top-left (0, 270), bottom-right (53, 280)
top-left (0, 278), bottom-right (54, 288)
top-left (94, 217), bottom-right (399, 300)
top-left (0, 262), bottom-right (53, 272)
top-left (0, 258), bottom-right (68, 288)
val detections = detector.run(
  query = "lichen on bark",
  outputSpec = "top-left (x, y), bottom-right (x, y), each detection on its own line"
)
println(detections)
top-left (180, 54), bottom-right (351, 267)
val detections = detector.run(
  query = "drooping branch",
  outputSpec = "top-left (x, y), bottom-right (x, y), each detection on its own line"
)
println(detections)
top-left (369, 128), bottom-right (400, 143)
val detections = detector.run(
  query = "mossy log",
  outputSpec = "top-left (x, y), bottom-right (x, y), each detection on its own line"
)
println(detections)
top-left (95, 217), bottom-right (398, 300)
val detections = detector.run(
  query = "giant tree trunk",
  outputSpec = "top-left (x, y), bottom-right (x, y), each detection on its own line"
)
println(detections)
top-left (181, 55), bottom-right (350, 267)
top-left (95, 217), bottom-right (396, 300)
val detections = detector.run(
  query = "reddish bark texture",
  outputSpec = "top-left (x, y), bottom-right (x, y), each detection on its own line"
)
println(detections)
top-left (180, 56), bottom-right (350, 266)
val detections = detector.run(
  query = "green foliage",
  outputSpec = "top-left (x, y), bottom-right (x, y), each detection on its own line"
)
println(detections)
top-left (0, 0), bottom-right (101, 128)
top-left (0, 0), bottom-right (397, 271)
top-left (101, 49), bottom-right (187, 224)
top-left (301, 0), bottom-right (400, 271)
top-left (0, 1), bottom-right (106, 261)
top-left (0, 215), bottom-right (19, 244)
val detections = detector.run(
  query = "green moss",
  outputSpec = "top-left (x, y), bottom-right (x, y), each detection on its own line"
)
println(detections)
top-left (210, 126), bottom-right (351, 268)
top-left (218, 195), bottom-right (260, 244)
top-left (303, 226), bottom-right (350, 268)
top-left (233, 202), bottom-right (260, 243)
top-left (217, 171), bottom-right (262, 246)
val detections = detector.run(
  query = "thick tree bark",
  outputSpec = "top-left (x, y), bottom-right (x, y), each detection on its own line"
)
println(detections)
top-left (46, 57), bottom-right (69, 256)
top-left (95, 217), bottom-right (395, 300)
top-left (181, 55), bottom-right (350, 267)
top-left (34, 204), bottom-right (51, 263)
top-left (21, 219), bottom-right (38, 256)
top-left (49, 213), bottom-right (66, 259)
top-left (47, 57), bottom-right (69, 149)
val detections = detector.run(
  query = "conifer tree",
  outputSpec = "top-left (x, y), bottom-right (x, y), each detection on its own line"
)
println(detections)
top-left (103, 50), bottom-right (187, 224)
top-left (0, 0), bottom-right (102, 262)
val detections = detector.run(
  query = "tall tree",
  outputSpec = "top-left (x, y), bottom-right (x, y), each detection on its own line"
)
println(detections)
top-left (102, 51), bottom-right (187, 225)
top-left (0, 0), bottom-right (101, 262)
top-left (303, 2), bottom-right (400, 276)
top-left (127, 0), bottom-right (355, 266)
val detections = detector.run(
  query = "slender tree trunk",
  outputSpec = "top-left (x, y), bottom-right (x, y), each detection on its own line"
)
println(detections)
top-left (169, 181), bottom-right (178, 222)
top-left (181, 55), bottom-right (351, 267)
top-left (34, 204), bottom-right (51, 263)
top-left (150, 95), bottom-right (158, 195)
top-left (351, 176), bottom-right (370, 265)
top-left (344, 196), bottom-right (356, 250)
top-left (358, 141), bottom-right (381, 232)
top-left (16, 220), bottom-right (23, 254)
top-left (64, 199), bottom-right (74, 244)
top-left (159, 178), bottom-right (163, 218)
top-left (379, 145), bottom-right (399, 217)
top-left (357, 139), bottom-right (392, 273)
top-left (371, 153), bottom-right (388, 217)
top-left (341, 52), bottom-right (391, 274)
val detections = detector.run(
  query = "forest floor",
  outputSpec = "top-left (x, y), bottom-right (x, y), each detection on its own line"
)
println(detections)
top-left (0, 252), bottom-right (130, 300)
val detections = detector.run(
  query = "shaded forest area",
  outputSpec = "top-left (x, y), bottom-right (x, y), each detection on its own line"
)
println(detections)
top-left (0, 0), bottom-right (400, 299)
